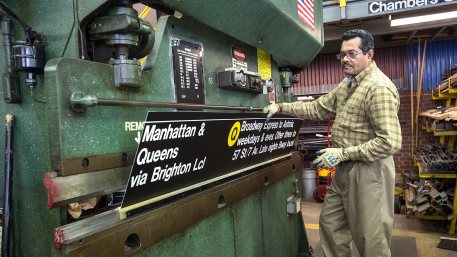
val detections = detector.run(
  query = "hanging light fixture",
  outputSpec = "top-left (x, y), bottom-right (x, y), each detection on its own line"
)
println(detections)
top-left (390, 10), bottom-right (457, 27)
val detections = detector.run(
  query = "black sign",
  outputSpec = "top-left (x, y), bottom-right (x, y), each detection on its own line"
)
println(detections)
top-left (120, 112), bottom-right (303, 213)
top-left (172, 39), bottom-right (205, 104)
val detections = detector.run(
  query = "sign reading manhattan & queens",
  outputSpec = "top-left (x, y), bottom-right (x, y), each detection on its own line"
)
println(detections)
top-left (120, 112), bottom-right (303, 212)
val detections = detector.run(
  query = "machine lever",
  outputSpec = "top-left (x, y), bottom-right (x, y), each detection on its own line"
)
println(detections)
top-left (69, 92), bottom-right (263, 112)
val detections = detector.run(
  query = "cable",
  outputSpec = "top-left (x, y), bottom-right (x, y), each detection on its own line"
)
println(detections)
top-left (61, 0), bottom-right (77, 57)
top-left (75, 0), bottom-right (86, 59)
top-left (0, 1), bottom-right (45, 45)
top-left (0, 1), bottom-right (30, 31)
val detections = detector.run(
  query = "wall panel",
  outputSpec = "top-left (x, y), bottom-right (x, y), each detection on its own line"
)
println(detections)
top-left (407, 39), bottom-right (457, 91)
top-left (292, 45), bottom-right (407, 95)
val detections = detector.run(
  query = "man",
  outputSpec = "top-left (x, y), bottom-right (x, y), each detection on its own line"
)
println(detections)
top-left (264, 29), bottom-right (401, 257)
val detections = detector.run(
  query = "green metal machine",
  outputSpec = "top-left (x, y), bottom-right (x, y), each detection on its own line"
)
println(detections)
top-left (0, 1), bottom-right (323, 256)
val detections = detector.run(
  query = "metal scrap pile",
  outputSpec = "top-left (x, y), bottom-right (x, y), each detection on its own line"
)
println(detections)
top-left (298, 126), bottom-right (330, 151)
top-left (415, 145), bottom-right (457, 173)
top-left (404, 179), bottom-right (454, 218)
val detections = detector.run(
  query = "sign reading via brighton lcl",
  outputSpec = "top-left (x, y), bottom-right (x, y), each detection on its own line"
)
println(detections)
top-left (120, 111), bottom-right (303, 211)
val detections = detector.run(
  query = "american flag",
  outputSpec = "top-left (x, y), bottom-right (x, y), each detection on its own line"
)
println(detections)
top-left (298, 0), bottom-right (314, 31)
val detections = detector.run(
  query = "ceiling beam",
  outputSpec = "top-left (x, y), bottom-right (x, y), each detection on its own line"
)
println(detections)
top-left (406, 30), bottom-right (418, 45)
top-left (431, 26), bottom-right (446, 41)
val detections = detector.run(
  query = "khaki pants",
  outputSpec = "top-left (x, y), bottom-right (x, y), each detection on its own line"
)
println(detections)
top-left (319, 156), bottom-right (395, 257)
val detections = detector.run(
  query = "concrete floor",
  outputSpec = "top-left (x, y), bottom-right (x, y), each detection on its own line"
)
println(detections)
top-left (301, 200), bottom-right (457, 257)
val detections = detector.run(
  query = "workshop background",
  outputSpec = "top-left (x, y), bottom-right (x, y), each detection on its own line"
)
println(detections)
top-left (299, 1), bottom-right (457, 257)
top-left (295, 41), bottom-right (457, 174)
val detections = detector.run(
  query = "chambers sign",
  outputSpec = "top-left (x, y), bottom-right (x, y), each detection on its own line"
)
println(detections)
top-left (119, 111), bottom-right (302, 218)
top-left (369, 0), bottom-right (455, 14)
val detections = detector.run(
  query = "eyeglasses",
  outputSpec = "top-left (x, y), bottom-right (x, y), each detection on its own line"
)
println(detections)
top-left (336, 51), bottom-right (365, 60)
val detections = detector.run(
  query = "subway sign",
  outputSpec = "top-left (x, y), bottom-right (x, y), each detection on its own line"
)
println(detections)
top-left (369, 0), bottom-right (456, 14)
top-left (119, 111), bottom-right (302, 218)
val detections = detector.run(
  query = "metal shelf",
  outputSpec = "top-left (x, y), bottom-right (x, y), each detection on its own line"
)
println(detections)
top-left (411, 155), bottom-right (457, 234)
top-left (411, 74), bottom-right (457, 234)
top-left (434, 130), bottom-right (457, 136)
top-left (407, 214), bottom-right (449, 221)
top-left (413, 159), bottom-right (457, 179)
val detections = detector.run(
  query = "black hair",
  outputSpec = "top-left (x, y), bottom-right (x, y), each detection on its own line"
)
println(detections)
top-left (342, 29), bottom-right (374, 53)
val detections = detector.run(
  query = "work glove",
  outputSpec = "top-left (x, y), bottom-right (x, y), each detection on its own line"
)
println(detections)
top-left (312, 148), bottom-right (348, 169)
top-left (263, 103), bottom-right (281, 122)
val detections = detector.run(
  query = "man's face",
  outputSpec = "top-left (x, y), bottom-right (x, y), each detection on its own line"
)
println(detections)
top-left (339, 37), bottom-right (373, 76)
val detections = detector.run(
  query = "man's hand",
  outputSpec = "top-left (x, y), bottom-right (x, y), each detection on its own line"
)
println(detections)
top-left (312, 148), bottom-right (348, 169)
top-left (263, 104), bottom-right (281, 122)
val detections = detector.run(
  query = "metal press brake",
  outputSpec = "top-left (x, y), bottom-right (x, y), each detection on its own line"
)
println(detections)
top-left (0, 1), bottom-right (323, 256)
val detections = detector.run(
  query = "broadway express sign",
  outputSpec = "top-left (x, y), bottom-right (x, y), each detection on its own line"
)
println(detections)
top-left (120, 112), bottom-right (302, 216)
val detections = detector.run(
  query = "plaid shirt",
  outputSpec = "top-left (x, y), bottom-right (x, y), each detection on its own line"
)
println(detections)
top-left (282, 62), bottom-right (402, 162)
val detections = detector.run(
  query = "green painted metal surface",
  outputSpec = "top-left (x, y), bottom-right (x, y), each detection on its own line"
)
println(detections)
top-left (134, 171), bottom-right (302, 257)
top-left (0, 1), bottom-right (318, 256)
top-left (45, 14), bottom-right (273, 164)
top-left (151, 0), bottom-right (324, 67)
top-left (0, 1), bottom-right (79, 256)
top-left (233, 196), bottom-right (264, 257)
top-left (135, 208), bottom-right (236, 257)
top-left (263, 176), bottom-right (301, 257)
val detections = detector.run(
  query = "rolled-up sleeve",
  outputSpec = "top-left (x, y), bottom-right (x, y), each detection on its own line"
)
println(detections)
top-left (281, 89), bottom-right (338, 121)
